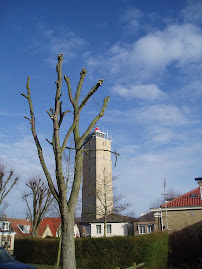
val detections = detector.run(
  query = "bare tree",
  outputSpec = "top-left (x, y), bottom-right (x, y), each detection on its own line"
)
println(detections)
top-left (0, 162), bottom-right (18, 211)
top-left (22, 177), bottom-right (53, 237)
top-left (21, 53), bottom-right (109, 269)
top-left (150, 187), bottom-right (181, 208)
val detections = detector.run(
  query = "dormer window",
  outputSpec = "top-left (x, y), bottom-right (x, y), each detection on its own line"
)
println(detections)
top-left (17, 224), bottom-right (30, 233)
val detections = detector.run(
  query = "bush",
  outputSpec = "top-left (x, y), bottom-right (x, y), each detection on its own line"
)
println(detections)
top-left (14, 238), bottom-right (59, 265)
top-left (14, 232), bottom-right (168, 269)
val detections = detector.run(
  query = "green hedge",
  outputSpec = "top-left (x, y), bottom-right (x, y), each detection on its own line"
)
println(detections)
top-left (14, 238), bottom-right (59, 265)
top-left (14, 232), bottom-right (168, 269)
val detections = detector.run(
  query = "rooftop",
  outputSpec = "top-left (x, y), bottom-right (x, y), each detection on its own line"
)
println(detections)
top-left (89, 213), bottom-right (136, 223)
top-left (160, 187), bottom-right (202, 208)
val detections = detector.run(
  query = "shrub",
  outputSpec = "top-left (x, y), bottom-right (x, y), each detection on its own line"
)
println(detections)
top-left (14, 232), bottom-right (168, 269)
top-left (14, 238), bottom-right (59, 265)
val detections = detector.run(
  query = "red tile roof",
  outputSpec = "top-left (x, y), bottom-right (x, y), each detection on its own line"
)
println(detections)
top-left (39, 218), bottom-right (61, 237)
top-left (7, 218), bottom-right (32, 237)
top-left (161, 187), bottom-right (202, 208)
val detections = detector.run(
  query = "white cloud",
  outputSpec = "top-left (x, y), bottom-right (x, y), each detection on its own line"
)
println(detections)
top-left (103, 104), bottom-right (187, 128)
top-left (181, 0), bottom-right (202, 24)
top-left (27, 23), bottom-right (87, 65)
top-left (135, 104), bottom-right (187, 126)
top-left (115, 140), bottom-right (202, 215)
top-left (106, 24), bottom-right (202, 80)
top-left (112, 84), bottom-right (166, 101)
top-left (1, 134), bottom-right (55, 178)
top-left (149, 127), bottom-right (177, 144)
top-left (119, 145), bottom-right (141, 155)
top-left (120, 7), bottom-right (143, 31)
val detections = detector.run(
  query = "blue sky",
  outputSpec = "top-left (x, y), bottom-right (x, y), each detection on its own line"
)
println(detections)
top-left (1, 0), bottom-right (202, 218)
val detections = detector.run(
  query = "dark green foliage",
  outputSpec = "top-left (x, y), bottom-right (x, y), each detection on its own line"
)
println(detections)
top-left (14, 232), bottom-right (168, 269)
top-left (14, 238), bottom-right (60, 265)
top-left (76, 233), bottom-right (168, 269)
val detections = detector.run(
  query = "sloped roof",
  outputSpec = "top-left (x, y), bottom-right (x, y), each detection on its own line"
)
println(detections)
top-left (39, 218), bottom-right (61, 237)
top-left (160, 187), bottom-right (202, 208)
top-left (135, 212), bottom-right (155, 222)
top-left (7, 218), bottom-right (32, 237)
top-left (90, 213), bottom-right (136, 223)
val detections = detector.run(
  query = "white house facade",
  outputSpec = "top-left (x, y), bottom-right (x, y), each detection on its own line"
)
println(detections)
top-left (89, 213), bottom-right (135, 237)
top-left (90, 222), bottom-right (131, 237)
top-left (0, 216), bottom-right (16, 252)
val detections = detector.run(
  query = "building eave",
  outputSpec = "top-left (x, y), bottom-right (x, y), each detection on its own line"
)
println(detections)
top-left (151, 205), bottom-right (202, 212)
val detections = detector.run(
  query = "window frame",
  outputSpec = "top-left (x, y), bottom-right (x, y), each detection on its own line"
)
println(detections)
top-left (138, 225), bottom-right (146, 234)
top-left (1, 222), bottom-right (9, 231)
top-left (107, 224), bottom-right (112, 234)
top-left (147, 224), bottom-right (154, 234)
top-left (96, 224), bottom-right (102, 234)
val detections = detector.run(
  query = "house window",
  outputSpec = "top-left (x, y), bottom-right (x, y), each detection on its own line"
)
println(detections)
top-left (1, 236), bottom-right (6, 247)
top-left (1, 222), bottom-right (9, 231)
top-left (138, 225), bottom-right (145, 234)
top-left (17, 224), bottom-right (30, 234)
top-left (107, 224), bottom-right (112, 234)
top-left (148, 224), bottom-right (154, 233)
top-left (96, 225), bottom-right (101, 234)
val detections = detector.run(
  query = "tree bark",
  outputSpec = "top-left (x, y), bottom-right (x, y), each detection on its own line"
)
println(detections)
top-left (61, 207), bottom-right (76, 269)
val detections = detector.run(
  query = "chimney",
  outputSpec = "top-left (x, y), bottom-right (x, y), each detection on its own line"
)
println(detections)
top-left (195, 177), bottom-right (202, 199)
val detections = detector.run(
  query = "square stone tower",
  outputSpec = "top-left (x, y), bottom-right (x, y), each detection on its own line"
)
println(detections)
top-left (81, 127), bottom-right (113, 222)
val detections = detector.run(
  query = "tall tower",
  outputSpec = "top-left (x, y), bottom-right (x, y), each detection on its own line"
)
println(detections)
top-left (81, 127), bottom-right (113, 222)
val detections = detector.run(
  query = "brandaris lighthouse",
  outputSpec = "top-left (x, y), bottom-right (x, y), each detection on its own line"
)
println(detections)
top-left (81, 126), bottom-right (113, 222)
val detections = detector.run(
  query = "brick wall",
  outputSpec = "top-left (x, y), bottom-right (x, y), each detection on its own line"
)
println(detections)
top-left (157, 208), bottom-right (202, 233)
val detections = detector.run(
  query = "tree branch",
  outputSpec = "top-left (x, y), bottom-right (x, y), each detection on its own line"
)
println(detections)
top-left (21, 77), bottom-right (59, 202)
top-left (80, 96), bottom-right (110, 144)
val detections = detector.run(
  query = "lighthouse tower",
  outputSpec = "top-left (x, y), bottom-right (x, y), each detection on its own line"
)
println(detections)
top-left (81, 127), bottom-right (113, 222)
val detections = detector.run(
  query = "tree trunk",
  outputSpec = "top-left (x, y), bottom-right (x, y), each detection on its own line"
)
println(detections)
top-left (104, 215), bottom-right (107, 237)
top-left (55, 231), bottom-right (62, 269)
top-left (32, 226), bottom-right (38, 237)
top-left (61, 208), bottom-right (76, 269)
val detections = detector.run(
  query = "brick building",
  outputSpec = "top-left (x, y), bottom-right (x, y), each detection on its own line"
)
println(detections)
top-left (151, 178), bottom-right (202, 262)
top-left (151, 178), bottom-right (202, 233)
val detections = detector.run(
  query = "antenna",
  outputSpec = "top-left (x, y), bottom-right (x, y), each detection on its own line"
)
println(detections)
top-left (163, 178), bottom-right (169, 232)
